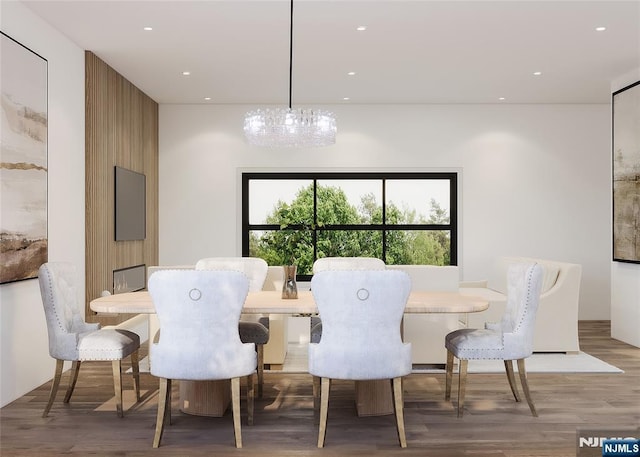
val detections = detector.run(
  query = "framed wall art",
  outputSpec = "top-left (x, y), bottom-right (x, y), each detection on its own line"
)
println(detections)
top-left (0, 32), bottom-right (48, 283)
top-left (612, 80), bottom-right (640, 264)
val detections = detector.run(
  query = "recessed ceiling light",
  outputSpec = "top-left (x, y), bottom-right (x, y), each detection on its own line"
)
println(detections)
top-left (343, 97), bottom-right (350, 101)
top-left (204, 97), bottom-right (211, 101)
top-left (356, 26), bottom-right (367, 31)
top-left (143, 26), bottom-right (153, 31)
top-left (182, 71), bottom-right (191, 76)
top-left (347, 71), bottom-right (356, 76)
top-left (595, 26), bottom-right (607, 32)
top-left (533, 71), bottom-right (542, 76)
top-left (499, 97), bottom-right (505, 101)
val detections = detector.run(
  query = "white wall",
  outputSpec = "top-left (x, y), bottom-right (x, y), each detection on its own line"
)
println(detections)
top-left (611, 69), bottom-right (640, 348)
top-left (159, 103), bottom-right (611, 320)
top-left (0, 2), bottom-right (85, 407)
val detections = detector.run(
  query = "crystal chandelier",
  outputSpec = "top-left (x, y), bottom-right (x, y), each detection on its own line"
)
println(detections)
top-left (244, 0), bottom-right (336, 148)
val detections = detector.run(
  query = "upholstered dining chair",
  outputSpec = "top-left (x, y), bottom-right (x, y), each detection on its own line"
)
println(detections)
top-left (195, 257), bottom-right (269, 397)
top-left (444, 262), bottom-right (543, 417)
top-left (38, 262), bottom-right (141, 418)
top-left (309, 257), bottom-right (387, 414)
top-left (309, 269), bottom-right (412, 448)
top-left (148, 269), bottom-right (256, 448)
top-left (309, 257), bottom-right (386, 343)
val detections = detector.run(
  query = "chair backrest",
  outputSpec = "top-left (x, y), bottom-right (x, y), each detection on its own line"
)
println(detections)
top-left (309, 269), bottom-right (412, 379)
top-left (195, 257), bottom-right (268, 292)
top-left (501, 263), bottom-right (544, 357)
top-left (148, 269), bottom-right (256, 380)
top-left (38, 262), bottom-right (96, 360)
top-left (312, 257), bottom-right (385, 273)
top-left (147, 265), bottom-right (194, 287)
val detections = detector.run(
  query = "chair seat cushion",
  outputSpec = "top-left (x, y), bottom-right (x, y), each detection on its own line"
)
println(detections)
top-left (77, 329), bottom-right (140, 361)
top-left (445, 328), bottom-right (506, 360)
top-left (309, 342), bottom-right (412, 380)
top-left (239, 320), bottom-right (269, 344)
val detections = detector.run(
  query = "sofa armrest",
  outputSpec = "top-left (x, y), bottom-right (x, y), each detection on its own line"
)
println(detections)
top-left (460, 279), bottom-right (488, 288)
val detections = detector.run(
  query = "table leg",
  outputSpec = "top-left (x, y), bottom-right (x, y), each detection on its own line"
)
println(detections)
top-left (354, 380), bottom-right (394, 416)
top-left (179, 380), bottom-right (231, 416)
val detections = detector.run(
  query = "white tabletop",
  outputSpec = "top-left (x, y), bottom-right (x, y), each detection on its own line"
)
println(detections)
top-left (90, 289), bottom-right (488, 315)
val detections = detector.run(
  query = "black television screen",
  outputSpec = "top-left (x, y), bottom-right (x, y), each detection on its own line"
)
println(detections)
top-left (114, 166), bottom-right (146, 241)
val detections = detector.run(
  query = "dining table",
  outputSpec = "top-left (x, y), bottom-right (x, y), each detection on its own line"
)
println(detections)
top-left (90, 289), bottom-right (489, 417)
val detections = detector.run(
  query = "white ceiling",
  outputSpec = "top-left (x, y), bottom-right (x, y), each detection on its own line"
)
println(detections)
top-left (21, 0), bottom-right (640, 105)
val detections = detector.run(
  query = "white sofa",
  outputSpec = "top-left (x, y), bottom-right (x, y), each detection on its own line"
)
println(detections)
top-left (387, 265), bottom-right (462, 364)
top-left (460, 257), bottom-right (582, 353)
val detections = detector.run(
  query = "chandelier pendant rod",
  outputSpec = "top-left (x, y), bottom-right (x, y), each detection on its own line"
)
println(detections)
top-left (288, 0), bottom-right (293, 110)
top-left (242, 0), bottom-right (335, 147)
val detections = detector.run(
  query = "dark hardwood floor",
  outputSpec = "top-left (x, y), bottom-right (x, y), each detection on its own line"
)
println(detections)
top-left (1, 320), bottom-right (639, 457)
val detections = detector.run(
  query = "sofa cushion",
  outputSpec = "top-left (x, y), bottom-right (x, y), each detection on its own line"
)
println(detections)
top-left (536, 261), bottom-right (561, 294)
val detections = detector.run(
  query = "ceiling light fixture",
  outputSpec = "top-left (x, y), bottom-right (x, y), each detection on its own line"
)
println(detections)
top-left (595, 26), bottom-right (607, 32)
top-left (244, 0), bottom-right (336, 148)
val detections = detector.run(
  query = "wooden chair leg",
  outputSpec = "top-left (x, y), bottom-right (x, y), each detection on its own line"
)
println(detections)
top-left (247, 373), bottom-right (255, 426)
top-left (112, 360), bottom-right (124, 418)
top-left (256, 344), bottom-right (264, 398)
top-left (166, 378), bottom-right (173, 426)
top-left (516, 359), bottom-right (538, 417)
top-left (231, 377), bottom-right (243, 448)
top-left (445, 350), bottom-right (454, 401)
top-left (392, 377), bottom-right (407, 448)
top-left (312, 375), bottom-right (321, 424)
top-left (457, 359), bottom-right (468, 418)
top-left (153, 378), bottom-right (171, 448)
top-left (43, 359), bottom-right (64, 418)
top-left (504, 360), bottom-right (521, 402)
top-left (131, 350), bottom-right (141, 402)
top-left (63, 360), bottom-right (81, 403)
top-left (317, 377), bottom-right (330, 448)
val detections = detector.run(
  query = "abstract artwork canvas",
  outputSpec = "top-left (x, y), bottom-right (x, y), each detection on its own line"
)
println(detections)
top-left (612, 80), bottom-right (640, 264)
top-left (1, 32), bottom-right (48, 283)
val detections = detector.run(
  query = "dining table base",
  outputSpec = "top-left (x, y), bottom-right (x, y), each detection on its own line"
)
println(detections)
top-left (179, 380), bottom-right (231, 417)
top-left (355, 380), bottom-right (394, 416)
top-left (178, 377), bottom-right (395, 417)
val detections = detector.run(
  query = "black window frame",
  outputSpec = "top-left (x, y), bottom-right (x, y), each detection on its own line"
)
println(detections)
top-left (242, 171), bottom-right (458, 280)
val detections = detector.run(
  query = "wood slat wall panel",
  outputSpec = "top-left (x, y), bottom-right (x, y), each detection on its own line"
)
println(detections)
top-left (85, 51), bottom-right (158, 324)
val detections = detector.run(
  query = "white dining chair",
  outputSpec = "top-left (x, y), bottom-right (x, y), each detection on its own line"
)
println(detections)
top-left (148, 269), bottom-right (256, 448)
top-left (445, 262), bottom-right (544, 417)
top-left (309, 257), bottom-right (387, 412)
top-left (309, 257), bottom-right (386, 343)
top-left (309, 269), bottom-right (412, 448)
top-left (38, 262), bottom-right (141, 418)
top-left (195, 257), bottom-right (269, 397)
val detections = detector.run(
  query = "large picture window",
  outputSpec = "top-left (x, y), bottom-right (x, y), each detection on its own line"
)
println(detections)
top-left (242, 172), bottom-right (457, 280)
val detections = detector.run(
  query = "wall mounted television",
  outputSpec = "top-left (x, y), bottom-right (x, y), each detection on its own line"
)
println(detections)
top-left (114, 166), bottom-right (146, 241)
